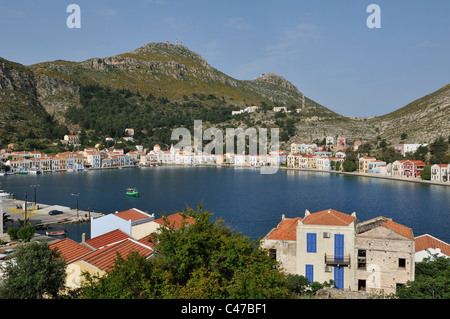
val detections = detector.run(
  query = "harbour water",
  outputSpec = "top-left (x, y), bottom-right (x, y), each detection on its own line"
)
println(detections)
top-left (1, 166), bottom-right (449, 243)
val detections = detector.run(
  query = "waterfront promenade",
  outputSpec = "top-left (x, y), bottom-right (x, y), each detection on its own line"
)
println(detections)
top-left (0, 197), bottom-right (103, 244)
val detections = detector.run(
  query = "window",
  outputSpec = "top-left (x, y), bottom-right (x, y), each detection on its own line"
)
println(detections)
top-left (398, 258), bottom-right (406, 268)
top-left (358, 250), bottom-right (367, 269)
top-left (306, 233), bottom-right (317, 253)
top-left (269, 249), bottom-right (276, 260)
top-left (305, 264), bottom-right (314, 283)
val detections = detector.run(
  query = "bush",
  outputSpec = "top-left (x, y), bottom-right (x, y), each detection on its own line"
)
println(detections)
top-left (7, 227), bottom-right (18, 240)
top-left (17, 225), bottom-right (35, 242)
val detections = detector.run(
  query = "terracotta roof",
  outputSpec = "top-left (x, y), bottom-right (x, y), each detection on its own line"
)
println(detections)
top-left (153, 213), bottom-right (196, 229)
top-left (79, 239), bottom-right (153, 271)
top-left (379, 218), bottom-right (414, 240)
top-left (137, 234), bottom-right (156, 248)
top-left (266, 217), bottom-right (302, 241)
top-left (415, 234), bottom-right (450, 256)
top-left (49, 238), bottom-right (93, 263)
top-left (303, 209), bottom-right (356, 226)
top-left (85, 229), bottom-right (133, 249)
top-left (114, 208), bottom-right (152, 222)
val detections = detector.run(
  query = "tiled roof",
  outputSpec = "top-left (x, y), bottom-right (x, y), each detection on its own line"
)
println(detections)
top-left (153, 213), bottom-right (195, 229)
top-left (266, 217), bottom-right (302, 241)
top-left (303, 209), bottom-right (356, 226)
top-left (85, 229), bottom-right (133, 249)
top-left (137, 234), bottom-right (156, 248)
top-left (49, 238), bottom-right (93, 263)
top-left (79, 239), bottom-right (153, 271)
top-left (379, 218), bottom-right (414, 240)
top-left (114, 208), bottom-right (152, 222)
top-left (415, 234), bottom-right (450, 256)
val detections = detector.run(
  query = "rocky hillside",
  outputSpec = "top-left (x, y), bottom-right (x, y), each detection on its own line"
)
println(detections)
top-left (0, 41), bottom-right (448, 148)
top-left (369, 84), bottom-right (450, 144)
top-left (0, 58), bottom-right (60, 144)
top-left (28, 41), bottom-right (336, 124)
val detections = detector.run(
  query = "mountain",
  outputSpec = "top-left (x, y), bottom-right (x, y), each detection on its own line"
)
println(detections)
top-left (28, 41), bottom-right (336, 123)
top-left (0, 41), bottom-right (448, 149)
top-left (368, 84), bottom-right (450, 144)
top-left (0, 57), bottom-right (64, 143)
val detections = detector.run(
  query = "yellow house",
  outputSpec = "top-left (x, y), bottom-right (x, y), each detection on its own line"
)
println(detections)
top-left (50, 237), bottom-right (153, 289)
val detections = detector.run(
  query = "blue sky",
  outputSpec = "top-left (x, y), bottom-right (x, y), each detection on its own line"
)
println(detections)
top-left (1, 0), bottom-right (449, 117)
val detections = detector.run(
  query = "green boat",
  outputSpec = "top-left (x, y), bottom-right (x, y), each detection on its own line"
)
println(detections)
top-left (126, 188), bottom-right (140, 197)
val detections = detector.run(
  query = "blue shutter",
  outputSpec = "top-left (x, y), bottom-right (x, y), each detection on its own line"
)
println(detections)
top-left (307, 233), bottom-right (317, 253)
top-left (334, 266), bottom-right (344, 289)
top-left (334, 234), bottom-right (344, 262)
top-left (305, 264), bottom-right (314, 283)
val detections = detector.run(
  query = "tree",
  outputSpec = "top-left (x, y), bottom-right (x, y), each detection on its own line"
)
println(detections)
top-left (401, 133), bottom-right (408, 140)
top-left (396, 254), bottom-right (450, 299)
top-left (0, 241), bottom-right (67, 299)
top-left (413, 145), bottom-right (428, 162)
top-left (79, 204), bottom-right (290, 299)
top-left (421, 164), bottom-right (431, 180)
top-left (342, 160), bottom-right (356, 172)
top-left (17, 225), bottom-right (35, 242)
top-left (429, 136), bottom-right (448, 164)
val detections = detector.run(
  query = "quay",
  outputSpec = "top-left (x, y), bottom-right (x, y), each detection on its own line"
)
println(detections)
top-left (0, 197), bottom-right (103, 243)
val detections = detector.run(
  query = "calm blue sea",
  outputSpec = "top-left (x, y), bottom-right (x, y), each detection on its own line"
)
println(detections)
top-left (1, 166), bottom-right (449, 243)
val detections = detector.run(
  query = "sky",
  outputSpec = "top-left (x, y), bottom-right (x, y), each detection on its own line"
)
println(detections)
top-left (0, 0), bottom-right (449, 117)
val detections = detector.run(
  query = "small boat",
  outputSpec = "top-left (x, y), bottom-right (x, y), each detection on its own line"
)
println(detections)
top-left (46, 230), bottom-right (66, 236)
top-left (126, 188), bottom-right (140, 197)
top-left (0, 190), bottom-right (12, 198)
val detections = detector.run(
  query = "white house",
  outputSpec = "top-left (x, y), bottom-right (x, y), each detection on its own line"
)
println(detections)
top-left (430, 164), bottom-right (449, 183)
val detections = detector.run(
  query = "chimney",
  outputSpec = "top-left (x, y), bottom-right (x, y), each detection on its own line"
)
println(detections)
top-left (304, 209), bottom-right (310, 218)
top-left (81, 233), bottom-right (86, 243)
top-left (281, 214), bottom-right (285, 220)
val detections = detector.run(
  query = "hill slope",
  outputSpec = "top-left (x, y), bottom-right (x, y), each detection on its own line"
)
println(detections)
top-left (28, 41), bottom-right (337, 123)
top-left (0, 41), bottom-right (448, 149)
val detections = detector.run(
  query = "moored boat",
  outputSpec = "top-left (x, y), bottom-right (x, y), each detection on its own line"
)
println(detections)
top-left (0, 189), bottom-right (12, 198)
top-left (126, 188), bottom-right (140, 197)
top-left (46, 230), bottom-right (66, 236)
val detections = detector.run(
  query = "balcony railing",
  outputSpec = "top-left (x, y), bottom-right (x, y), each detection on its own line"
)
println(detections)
top-left (324, 253), bottom-right (351, 266)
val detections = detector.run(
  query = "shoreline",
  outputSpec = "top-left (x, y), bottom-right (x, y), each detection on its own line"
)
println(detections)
top-left (279, 166), bottom-right (449, 187)
top-left (3, 162), bottom-right (448, 187)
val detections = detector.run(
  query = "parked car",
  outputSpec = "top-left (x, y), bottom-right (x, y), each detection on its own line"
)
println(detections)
top-left (48, 210), bottom-right (63, 215)
top-left (0, 249), bottom-right (15, 260)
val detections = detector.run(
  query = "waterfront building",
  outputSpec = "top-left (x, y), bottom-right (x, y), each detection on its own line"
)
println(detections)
top-left (430, 164), bottom-right (449, 183)
top-left (355, 217), bottom-right (415, 294)
top-left (90, 208), bottom-right (155, 239)
top-left (261, 215), bottom-right (302, 274)
top-left (262, 209), bottom-right (417, 294)
top-left (358, 157), bottom-right (376, 174)
top-left (367, 160), bottom-right (387, 175)
top-left (315, 157), bottom-right (330, 171)
top-left (297, 209), bottom-right (356, 289)
top-left (414, 234), bottom-right (450, 262)
top-left (392, 160), bottom-right (426, 178)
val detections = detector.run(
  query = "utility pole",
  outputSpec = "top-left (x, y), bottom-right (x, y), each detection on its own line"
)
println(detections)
top-left (71, 193), bottom-right (79, 218)
top-left (30, 184), bottom-right (40, 206)
top-left (24, 191), bottom-right (29, 225)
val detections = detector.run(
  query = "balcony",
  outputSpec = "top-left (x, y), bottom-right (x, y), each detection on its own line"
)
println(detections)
top-left (324, 253), bottom-right (351, 267)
